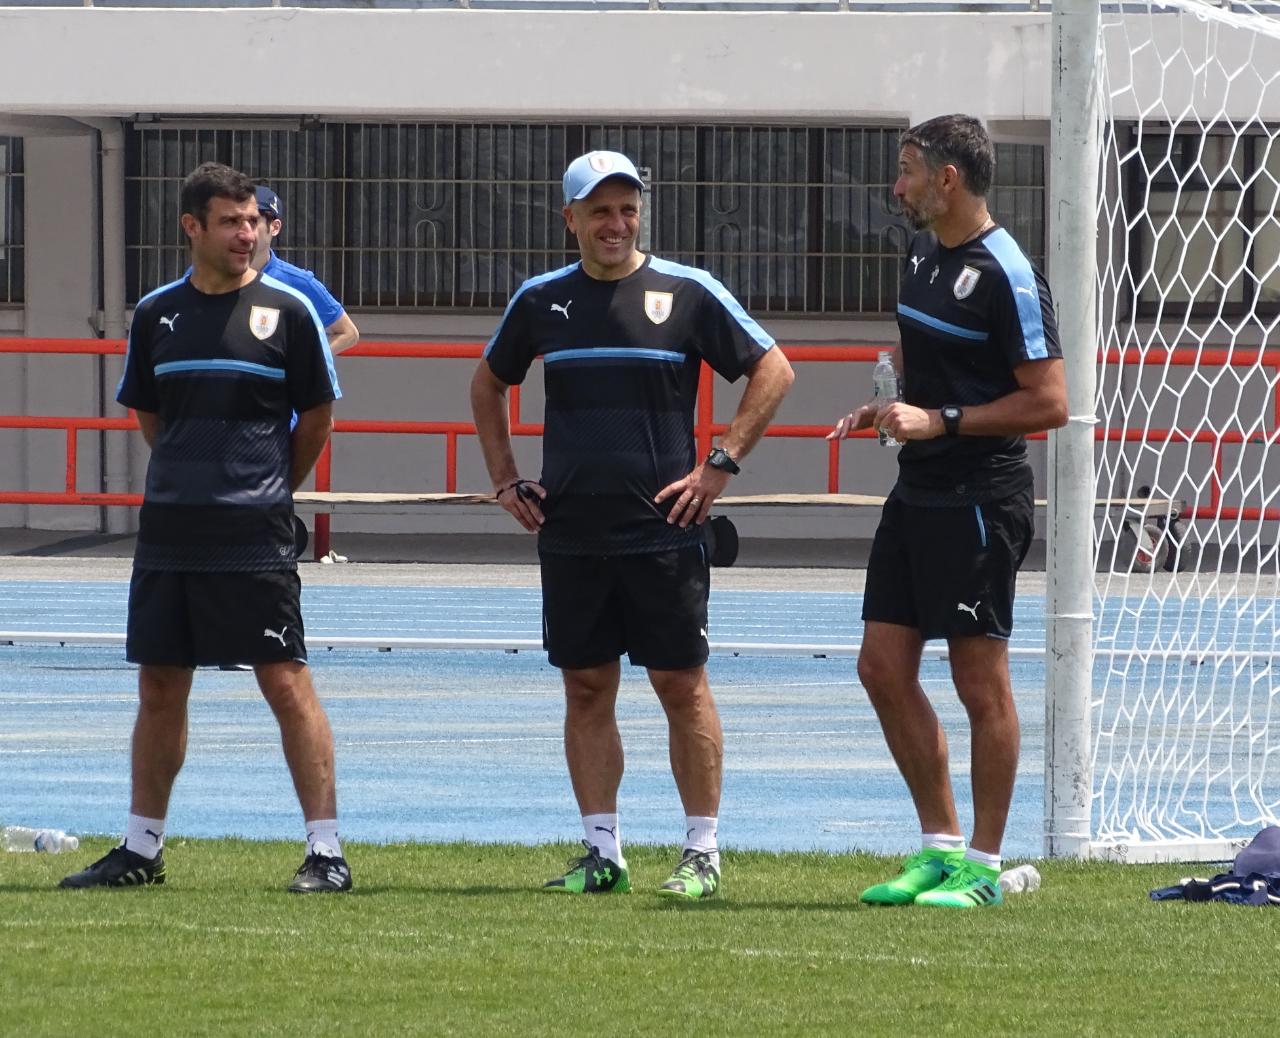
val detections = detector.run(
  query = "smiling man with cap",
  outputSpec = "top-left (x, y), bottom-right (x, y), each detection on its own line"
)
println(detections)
top-left (471, 149), bottom-right (794, 900)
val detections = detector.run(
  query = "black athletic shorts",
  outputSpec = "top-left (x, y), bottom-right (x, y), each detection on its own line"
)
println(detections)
top-left (862, 485), bottom-right (1034, 641)
top-left (125, 568), bottom-right (307, 668)
top-left (539, 547), bottom-right (710, 671)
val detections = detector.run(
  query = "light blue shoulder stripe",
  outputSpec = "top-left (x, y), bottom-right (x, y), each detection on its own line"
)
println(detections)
top-left (646, 257), bottom-right (775, 350)
top-left (260, 272), bottom-right (343, 400)
top-left (980, 228), bottom-right (1048, 360)
top-left (118, 277), bottom-right (187, 400)
top-left (484, 263), bottom-right (581, 358)
top-left (136, 276), bottom-right (187, 309)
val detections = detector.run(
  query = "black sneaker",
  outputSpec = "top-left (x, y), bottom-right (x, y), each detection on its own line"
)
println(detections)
top-left (288, 851), bottom-right (353, 893)
top-left (542, 841), bottom-right (630, 894)
top-left (58, 845), bottom-right (166, 889)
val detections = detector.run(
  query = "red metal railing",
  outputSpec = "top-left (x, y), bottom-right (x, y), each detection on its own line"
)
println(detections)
top-left (1, 337), bottom-right (1277, 529)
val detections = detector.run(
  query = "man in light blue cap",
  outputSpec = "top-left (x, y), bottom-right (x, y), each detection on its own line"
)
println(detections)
top-left (472, 149), bottom-right (794, 900)
top-left (561, 150), bottom-right (646, 205)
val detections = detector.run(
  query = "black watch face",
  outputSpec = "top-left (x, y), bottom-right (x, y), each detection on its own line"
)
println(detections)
top-left (708, 449), bottom-right (736, 472)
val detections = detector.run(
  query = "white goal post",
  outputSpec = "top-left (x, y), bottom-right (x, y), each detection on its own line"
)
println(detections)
top-left (1048, 0), bottom-right (1280, 862)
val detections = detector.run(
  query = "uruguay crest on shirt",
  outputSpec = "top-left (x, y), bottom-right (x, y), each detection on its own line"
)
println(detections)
top-left (953, 266), bottom-right (981, 300)
top-left (249, 305), bottom-right (281, 341)
top-left (644, 290), bottom-right (673, 325)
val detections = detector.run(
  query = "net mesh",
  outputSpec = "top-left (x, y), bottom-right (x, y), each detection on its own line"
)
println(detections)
top-left (1093, 0), bottom-right (1280, 851)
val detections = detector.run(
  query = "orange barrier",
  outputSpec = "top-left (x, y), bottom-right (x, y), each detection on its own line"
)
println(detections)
top-left (2, 337), bottom-right (1278, 557)
top-left (0, 339), bottom-right (886, 557)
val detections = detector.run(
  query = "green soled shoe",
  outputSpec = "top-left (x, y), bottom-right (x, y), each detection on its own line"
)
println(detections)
top-left (657, 849), bottom-right (720, 900)
top-left (859, 848), bottom-right (964, 906)
top-left (543, 841), bottom-right (630, 894)
top-left (914, 860), bottom-right (1003, 908)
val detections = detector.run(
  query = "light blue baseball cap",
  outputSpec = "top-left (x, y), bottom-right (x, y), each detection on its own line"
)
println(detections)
top-left (562, 151), bottom-right (645, 206)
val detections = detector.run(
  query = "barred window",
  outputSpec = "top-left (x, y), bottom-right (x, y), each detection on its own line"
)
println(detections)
top-left (990, 142), bottom-right (1047, 272)
top-left (125, 122), bottom-right (1046, 315)
top-left (0, 137), bottom-right (23, 305)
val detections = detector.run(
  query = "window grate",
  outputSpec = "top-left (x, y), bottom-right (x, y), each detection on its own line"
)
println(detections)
top-left (0, 137), bottom-right (24, 305)
top-left (125, 122), bottom-right (1046, 315)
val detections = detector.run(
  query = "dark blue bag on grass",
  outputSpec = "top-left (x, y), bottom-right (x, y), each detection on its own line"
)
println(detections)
top-left (1150, 826), bottom-right (1280, 905)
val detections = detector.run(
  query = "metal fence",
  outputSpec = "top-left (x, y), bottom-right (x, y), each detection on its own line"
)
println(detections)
top-left (126, 122), bottom-right (1044, 315)
top-left (0, 137), bottom-right (22, 306)
top-left (0, 2), bottom-right (1052, 10)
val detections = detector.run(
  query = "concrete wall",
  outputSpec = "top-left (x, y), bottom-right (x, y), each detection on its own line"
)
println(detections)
top-left (0, 11), bottom-right (1054, 123)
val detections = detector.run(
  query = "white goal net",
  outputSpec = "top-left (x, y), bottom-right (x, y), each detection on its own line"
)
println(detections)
top-left (1088, 0), bottom-right (1280, 859)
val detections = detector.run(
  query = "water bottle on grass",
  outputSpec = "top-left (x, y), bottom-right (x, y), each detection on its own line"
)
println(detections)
top-left (998, 863), bottom-right (1042, 894)
top-left (3, 825), bottom-right (80, 853)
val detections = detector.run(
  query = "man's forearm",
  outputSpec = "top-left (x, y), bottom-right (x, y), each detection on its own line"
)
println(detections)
top-left (326, 313), bottom-right (360, 356)
top-left (719, 348), bottom-right (795, 462)
top-left (470, 367), bottom-right (520, 491)
top-left (134, 410), bottom-right (160, 449)
top-left (290, 407), bottom-right (334, 491)
top-left (940, 386), bottom-right (1068, 438)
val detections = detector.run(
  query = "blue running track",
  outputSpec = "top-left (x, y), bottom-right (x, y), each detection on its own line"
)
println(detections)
top-left (2, 579), bottom-right (1061, 858)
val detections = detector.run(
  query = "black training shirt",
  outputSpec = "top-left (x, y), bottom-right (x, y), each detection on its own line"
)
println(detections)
top-left (117, 272), bottom-right (341, 571)
top-left (895, 226), bottom-right (1062, 506)
top-left (484, 256), bottom-right (774, 555)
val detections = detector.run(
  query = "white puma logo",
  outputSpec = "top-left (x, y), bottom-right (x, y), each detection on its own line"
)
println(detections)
top-left (1015, 286), bottom-right (1035, 297)
top-left (909, 255), bottom-right (924, 274)
top-left (956, 601), bottom-right (980, 620)
top-left (263, 625), bottom-right (288, 646)
top-left (550, 301), bottom-right (572, 319)
top-left (159, 313), bottom-right (179, 332)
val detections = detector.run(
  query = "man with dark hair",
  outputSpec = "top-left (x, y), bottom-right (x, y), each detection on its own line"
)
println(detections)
top-left (472, 150), bottom-right (793, 900)
top-left (59, 161), bottom-right (350, 894)
top-left (899, 113), bottom-right (995, 198)
top-left (829, 115), bottom-right (1068, 908)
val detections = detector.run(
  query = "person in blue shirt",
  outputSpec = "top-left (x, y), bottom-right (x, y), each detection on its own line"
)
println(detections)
top-left (250, 185), bottom-right (360, 356)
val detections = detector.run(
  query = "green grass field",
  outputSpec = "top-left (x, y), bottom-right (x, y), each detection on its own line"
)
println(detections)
top-left (0, 839), bottom-right (1269, 1037)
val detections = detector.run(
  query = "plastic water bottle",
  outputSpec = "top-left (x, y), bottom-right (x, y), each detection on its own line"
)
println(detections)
top-left (872, 351), bottom-right (900, 447)
top-left (998, 863), bottom-right (1042, 894)
top-left (2, 825), bottom-right (80, 854)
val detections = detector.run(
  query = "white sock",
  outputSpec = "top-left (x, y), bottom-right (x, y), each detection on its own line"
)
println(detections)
top-left (684, 815), bottom-right (720, 870)
top-left (124, 813), bottom-right (165, 860)
top-left (305, 819), bottom-right (342, 858)
top-left (922, 832), bottom-right (966, 853)
top-left (965, 847), bottom-right (1002, 872)
top-left (582, 813), bottom-right (622, 864)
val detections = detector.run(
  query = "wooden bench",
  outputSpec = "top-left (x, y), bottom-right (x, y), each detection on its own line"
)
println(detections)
top-left (292, 492), bottom-right (1184, 566)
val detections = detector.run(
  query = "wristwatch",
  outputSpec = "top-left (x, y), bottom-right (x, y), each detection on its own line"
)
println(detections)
top-left (705, 446), bottom-right (741, 475)
top-left (941, 405), bottom-right (963, 438)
